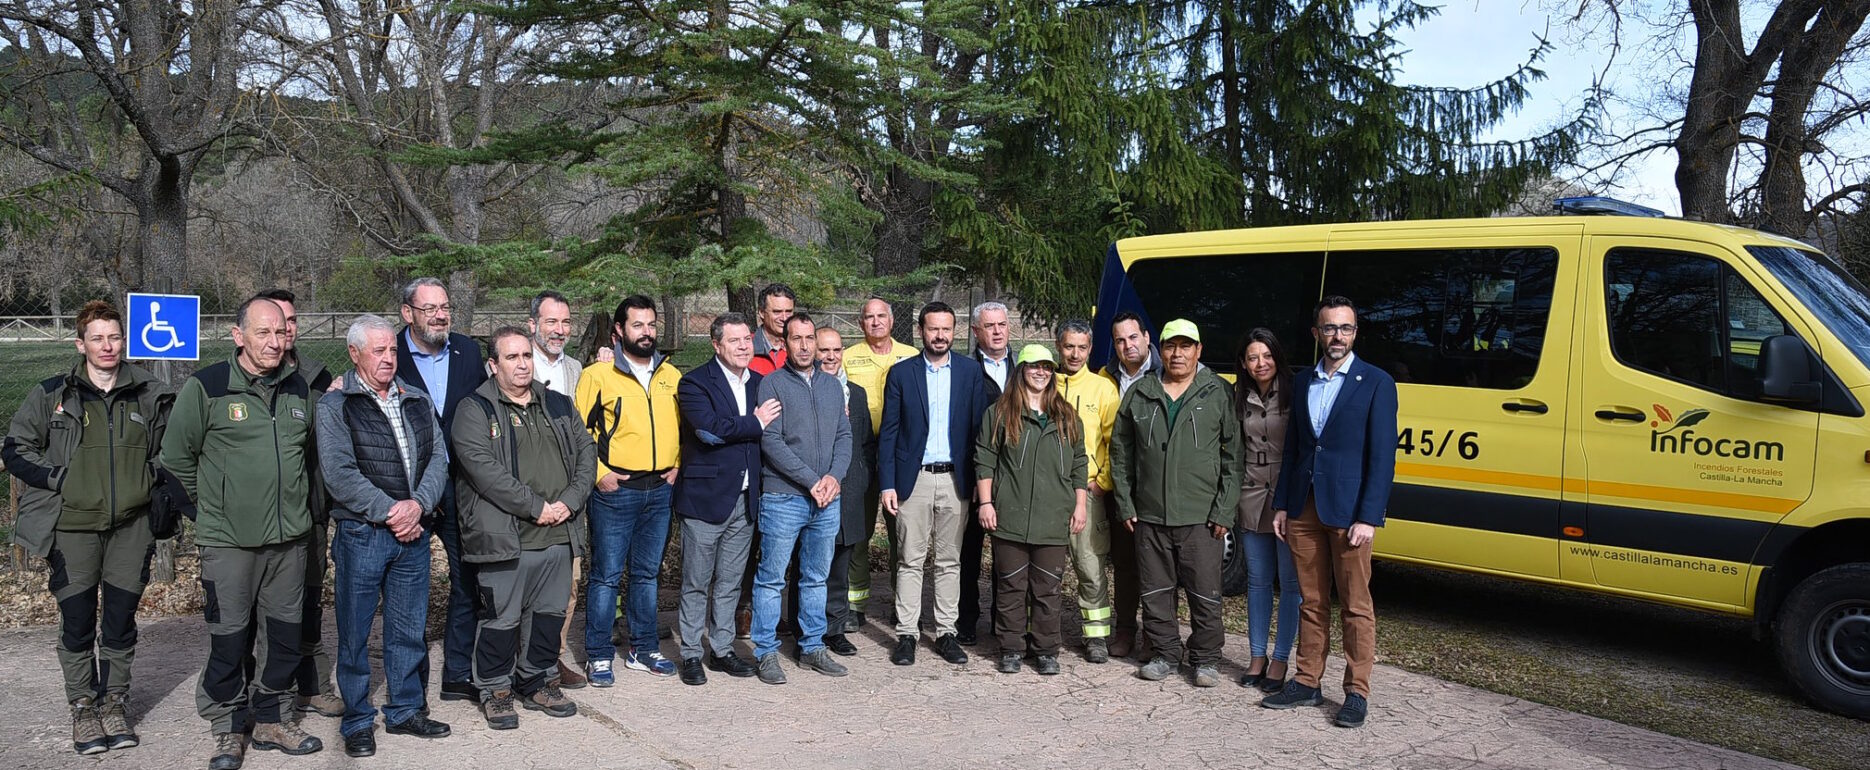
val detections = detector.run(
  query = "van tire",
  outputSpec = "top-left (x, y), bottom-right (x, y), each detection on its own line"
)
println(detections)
top-left (1221, 527), bottom-right (1249, 597)
top-left (1773, 563), bottom-right (1870, 719)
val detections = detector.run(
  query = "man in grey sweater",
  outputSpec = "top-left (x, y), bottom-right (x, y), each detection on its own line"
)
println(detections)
top-left (752, 313), bottom-right (852, 683)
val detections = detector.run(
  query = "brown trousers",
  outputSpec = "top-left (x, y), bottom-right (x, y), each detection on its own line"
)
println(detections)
top-left (1287, 497), bottom-right (1376, 697)
top-left (992, 539), bottom-right (1067, 655)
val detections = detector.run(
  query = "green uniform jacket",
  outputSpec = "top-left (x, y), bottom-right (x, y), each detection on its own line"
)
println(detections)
top-left (1110, 367), bottom-right (1241, 529)
top-left (974, 407), bottom-right (1087, 546)
top-left (158, 355), bottom-right (318, 548)
top-left (3, 362), bottom-right (173, 557)
top-left (451, 379), bottom-right (597, 564)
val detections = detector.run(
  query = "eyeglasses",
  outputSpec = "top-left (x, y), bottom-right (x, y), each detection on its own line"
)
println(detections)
top-left (407, 303), bottom-right (452, 315)
top-left (1316, 324), bottom-right (1357, 337)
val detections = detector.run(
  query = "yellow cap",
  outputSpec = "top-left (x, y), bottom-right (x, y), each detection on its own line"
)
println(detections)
top-left (1016, 344), bottom-right (1056, 367)
top-left (1160, 318), bottom-right (1201, 343)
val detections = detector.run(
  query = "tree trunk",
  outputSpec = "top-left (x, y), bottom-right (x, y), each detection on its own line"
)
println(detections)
top-left (137, 161), bottom-right (192, 290)
top-left (1675, 4), bottom-right (1745, 225)
top-left (449, 270), bottom-right (475, 334)
top-left (873, 166), bottom-right (932, 342)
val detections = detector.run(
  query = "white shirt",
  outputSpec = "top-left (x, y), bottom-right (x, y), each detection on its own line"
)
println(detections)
top-left (717, 357), bottom-right (751, 490)
top-left (532, 347), bottom-right (581, 399)
top-left (623, 355), bottom-right (655, 392)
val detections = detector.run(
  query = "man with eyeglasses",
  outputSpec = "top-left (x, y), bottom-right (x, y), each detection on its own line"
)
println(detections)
top-left (1261, 295), bottom-right (1397, 730)
top-left (394, 277), bottom-right (489, 704)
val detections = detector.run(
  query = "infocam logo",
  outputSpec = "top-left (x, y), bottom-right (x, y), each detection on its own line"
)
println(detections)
top-left (1647, 403), bottom-right (1784, 461)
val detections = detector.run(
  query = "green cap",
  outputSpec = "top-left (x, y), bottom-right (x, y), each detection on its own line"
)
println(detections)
top-left (1016, 344), bottom-right (1056, 367)
top-left (1160, 318), bottom-right (1201, 343)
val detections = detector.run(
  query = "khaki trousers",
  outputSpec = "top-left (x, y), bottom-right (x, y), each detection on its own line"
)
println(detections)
top-left (893, 470), bottom-right (965, 638)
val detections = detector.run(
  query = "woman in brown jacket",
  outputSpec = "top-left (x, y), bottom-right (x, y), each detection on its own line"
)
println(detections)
top-left (1233, 328), bottom-right (1301, 692)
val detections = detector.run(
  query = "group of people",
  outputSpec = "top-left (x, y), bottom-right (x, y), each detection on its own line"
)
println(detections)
top-left (3, 280), bottom-right (1397, 770)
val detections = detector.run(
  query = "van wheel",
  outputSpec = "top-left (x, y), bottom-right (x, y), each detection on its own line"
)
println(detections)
top-left (1774, 563), bottom-right (1870, 719)
top-left (1221, 527), bottom-right (1249, 597)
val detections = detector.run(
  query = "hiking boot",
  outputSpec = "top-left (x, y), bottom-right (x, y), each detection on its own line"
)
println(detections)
top-left (208, 731), bottom-right (245, 770)
top-left (1137, 655), bottom-right (1176, 681)
top-left (521, 685), bottom-right (577, 718)
top-left (251, 720), bottom-right (323, 755)
top-left (557, 661), bottom-right (588, 689)
top-left (482, 690), bottom-right (519, 730)
top-left (293, 686), bottom-right (345, 718)
top-left (996, 653), bottom-right (1022, 674)
top-left (70, 697), bottom-right (108, 755)
top-left (756, 652), bottom-right (787, 685)
top-left (99, 692), bottom-right (138, 749)
top-left (1193, 664), bottom-right (1222, 688)
top-left (798, 648), bottom-right (849, 677)
top-left (1085, 638), bottom-right (1109, 664)
top-left (1035, 654), bottom-right (1061, 676)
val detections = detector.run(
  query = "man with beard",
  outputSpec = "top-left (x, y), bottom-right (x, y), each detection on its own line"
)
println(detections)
top-left (254, 288), bottom-right (343, 720)
top-left (1098, 310), bottom-right (1159, 659)
top-left (1261, 296), bottom-right (1397, 730)
top-left (527, 290), bottom-right (590, 688)
top-left (839, 297), bottom-right (917, 629)
top-left (576, 295), bottom-right (683, 684)
top-left (878, 302), bottom-right (991, 667)
top-left (394, 277), bottom-right (488, 705)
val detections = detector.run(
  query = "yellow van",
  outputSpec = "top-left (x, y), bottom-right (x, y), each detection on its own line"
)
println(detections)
top-left (1092, 202), bottom-right (1870, 719)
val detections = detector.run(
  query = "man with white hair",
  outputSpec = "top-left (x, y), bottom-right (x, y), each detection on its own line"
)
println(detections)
top-left (958, 300), bottom-right (1012, 645)
top-left (318, 315), bottom-right (453, 757)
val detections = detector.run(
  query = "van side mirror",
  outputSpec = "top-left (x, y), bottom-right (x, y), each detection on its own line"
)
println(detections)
top-left (1759, 335), bottom-right (1822, 404)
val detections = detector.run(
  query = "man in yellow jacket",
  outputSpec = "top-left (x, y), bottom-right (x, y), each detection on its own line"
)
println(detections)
top-left (1057, 321), bottom-right (1121, 663)
top-left (839, 297), bottom-right (918, 628)
top-left (575, 295), bottom-right (682, 684)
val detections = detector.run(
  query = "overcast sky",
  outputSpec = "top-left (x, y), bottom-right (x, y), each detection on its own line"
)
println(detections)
top-left (1385, 2), bottom-right (1684, 215)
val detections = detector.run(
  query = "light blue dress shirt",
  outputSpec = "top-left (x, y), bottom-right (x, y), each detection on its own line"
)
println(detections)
top-left (921, 355), bottom-right (954, 465)
top-left (405, 328), bottom-right (452, 416)
top-left (1308, 351), bottom-right (1356, 438)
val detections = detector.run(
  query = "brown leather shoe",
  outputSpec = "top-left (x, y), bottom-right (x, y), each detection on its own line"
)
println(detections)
top-left (735, 605), bottom-right (753, 640)
top-left (557, 661), bottom-right (588, 689)
top-left (1108, 628), bottom-right (1135, 659)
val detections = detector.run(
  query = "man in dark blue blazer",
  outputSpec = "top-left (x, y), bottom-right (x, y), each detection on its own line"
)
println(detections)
top-left (1263, 295), bottom-right (1398, 729)
top-left (671, 313), bottom-right (779, 685)
top-left (877, 302), bottom-right (992, 667)
top-left (394, 277), bottom-right (489, 703)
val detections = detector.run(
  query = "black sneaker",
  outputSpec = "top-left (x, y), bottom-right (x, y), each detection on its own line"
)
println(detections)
top-left (824, 634), bottom-right (859, 656)
top-left (935, 634), bottom-right (968, 665)
top-left (1261, 680), bottom-right (1323, 710)
top-left (996, 653), bottom-right (1021, 674)
top-left (890, 635), bottom-right (917, 666)
top-left (955, 627), bottom-right (978, 646)
top-left (1334, 693), bottom-right (1368, 728)
top-left (1034, 654), bottom-right (1060, 676)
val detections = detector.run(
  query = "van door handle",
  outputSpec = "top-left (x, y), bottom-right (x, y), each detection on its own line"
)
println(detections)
top-left (1502, 400), bottom-right (1548, 414)
top-left (1594, 408), bottom-right (1646, 422)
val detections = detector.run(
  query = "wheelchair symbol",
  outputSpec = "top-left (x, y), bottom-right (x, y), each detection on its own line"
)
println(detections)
top-left (141, 301), bottom-right (184, 353)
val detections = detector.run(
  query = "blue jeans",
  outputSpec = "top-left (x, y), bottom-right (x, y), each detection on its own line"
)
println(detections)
top-left (584, 483), bottom-right (673, 661)
top-left (1243, 529), bottom-right (1302, 661)
top-left (752, 493), bottom-right (839, 658)
top-left (332, 519), bottom-right (431, 737)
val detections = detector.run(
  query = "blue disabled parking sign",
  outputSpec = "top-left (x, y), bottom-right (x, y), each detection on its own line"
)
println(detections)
top-left (125, 293), bottom-right (201, 361)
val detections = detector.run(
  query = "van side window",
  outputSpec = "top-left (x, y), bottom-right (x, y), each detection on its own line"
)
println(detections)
top-left (1324, 247), bottom-right (1559, 389)
top-left (1125, 252), bottom-right (1325, 373)
top-left (1604, 248), bottom-right (1793, 400)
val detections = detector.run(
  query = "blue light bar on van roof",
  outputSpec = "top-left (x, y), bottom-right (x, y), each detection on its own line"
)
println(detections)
top-left (1552, 196), bottom-right (1667, 217)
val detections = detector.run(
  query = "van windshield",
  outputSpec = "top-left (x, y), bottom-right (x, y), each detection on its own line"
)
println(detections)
top-left (1748, 245), bottom-right (1870, 371)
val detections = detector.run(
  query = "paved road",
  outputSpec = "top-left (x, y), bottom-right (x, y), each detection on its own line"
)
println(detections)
top-left (0, 581), bottom-right (1804, 770)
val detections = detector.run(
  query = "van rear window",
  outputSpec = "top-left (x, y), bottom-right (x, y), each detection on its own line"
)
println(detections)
top-left (1323, 248), bottom-right (1560, 390)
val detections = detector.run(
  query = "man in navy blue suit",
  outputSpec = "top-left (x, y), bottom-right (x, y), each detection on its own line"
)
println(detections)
top-left (878, 302), bottom-right (991, 667)
top-left (1262, 295), bottom-right (1398, 730)
top-left (671, 314), bottom-right (780, 686)
top-left (393, 277), bottom-right (490, 704)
